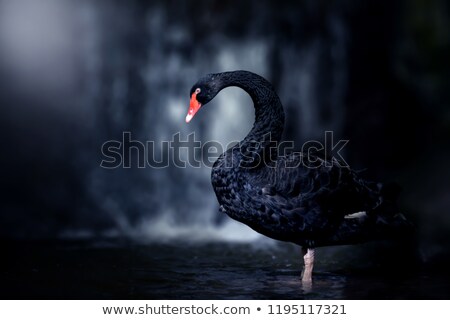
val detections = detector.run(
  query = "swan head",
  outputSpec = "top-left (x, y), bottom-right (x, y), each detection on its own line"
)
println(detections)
top-left (186, 74), bottom-right (219, 123)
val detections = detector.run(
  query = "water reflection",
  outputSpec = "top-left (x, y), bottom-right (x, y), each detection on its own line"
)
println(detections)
top-left (3, 239), bottom-right (449, 299)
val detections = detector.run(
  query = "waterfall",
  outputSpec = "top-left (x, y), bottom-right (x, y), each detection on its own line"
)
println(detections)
top-left (0, 0), bottom-right (350, 241)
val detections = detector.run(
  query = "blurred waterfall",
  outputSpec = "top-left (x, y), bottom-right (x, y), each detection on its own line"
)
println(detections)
top-left (2, 0), bottom-right (446, 250)
top-left (71, 1), bottom-right (352, 242)
top-left (0, 0), bottom-right (351, 241)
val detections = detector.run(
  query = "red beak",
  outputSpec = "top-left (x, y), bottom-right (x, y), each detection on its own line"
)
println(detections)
top-left (186, 92), bottom-right (202, 123)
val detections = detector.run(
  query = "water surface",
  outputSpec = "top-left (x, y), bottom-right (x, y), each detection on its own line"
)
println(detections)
top-left (1, 239), bottom-right (448, 299)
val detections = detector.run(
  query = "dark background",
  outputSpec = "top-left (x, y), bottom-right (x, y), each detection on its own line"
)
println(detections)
top-left (0, 0), bottom-right (449, 299)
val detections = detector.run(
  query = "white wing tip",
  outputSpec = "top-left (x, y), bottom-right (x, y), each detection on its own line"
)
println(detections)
top-left (344, 211), bottom-right (367, 219)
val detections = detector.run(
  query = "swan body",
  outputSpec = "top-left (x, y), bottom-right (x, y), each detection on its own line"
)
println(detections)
top-left (186, 70), bottom-right (412, 283)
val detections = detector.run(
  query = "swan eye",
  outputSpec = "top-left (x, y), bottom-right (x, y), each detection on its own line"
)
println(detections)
top-left (195, 88), bottom-right (201, 94)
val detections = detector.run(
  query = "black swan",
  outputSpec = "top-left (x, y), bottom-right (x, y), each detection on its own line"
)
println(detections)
top-left (185, 70), bottom-right (412, 283)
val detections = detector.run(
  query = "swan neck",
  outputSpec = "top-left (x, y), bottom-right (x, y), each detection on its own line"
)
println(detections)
top-left (215, 71), bottom-right (285, 146)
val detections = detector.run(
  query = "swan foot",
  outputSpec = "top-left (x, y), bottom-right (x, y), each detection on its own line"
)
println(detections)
top-left (301, 247), bottom-right (315, 284)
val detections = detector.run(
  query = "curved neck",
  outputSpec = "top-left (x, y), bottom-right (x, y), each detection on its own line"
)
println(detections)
top-left (214, 71), bottom-right (285, 158)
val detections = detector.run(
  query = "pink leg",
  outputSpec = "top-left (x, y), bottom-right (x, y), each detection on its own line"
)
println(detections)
top-left (301, 247), bottom-right (315, 284)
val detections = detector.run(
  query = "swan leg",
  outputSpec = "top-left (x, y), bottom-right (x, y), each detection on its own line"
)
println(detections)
top-left (301, 247), bottom-right (315, 284)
